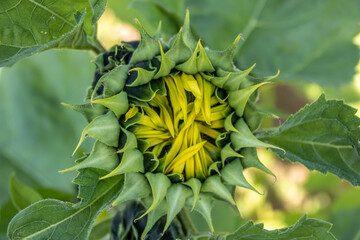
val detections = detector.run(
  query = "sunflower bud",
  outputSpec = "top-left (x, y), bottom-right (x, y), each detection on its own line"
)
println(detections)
top-left (61, 10), bottom-right (280, 237)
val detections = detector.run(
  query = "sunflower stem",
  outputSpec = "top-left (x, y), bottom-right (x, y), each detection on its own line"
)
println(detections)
top-left (179, 208), bottom-right (198, 235)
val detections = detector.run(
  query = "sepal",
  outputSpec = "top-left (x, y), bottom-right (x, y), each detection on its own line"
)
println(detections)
top-left (221, 158), bottom-right (261, 194)
top-left (130, 19), bottom-right (160, 64)
top-left (73, 111), bottom-right (120, 156)
top-left (100, 148), bottom-right (144, 179)
top-left (164, 184), bottom-right (192, 232)
top-left (111, 172), bottom-right (151, 207)
top-left (231, 119), bottom-right (281, 151)
top-left (60, 141), bottom-right (118, 173)
top-left (135, 173), bottom-right (171, 220)
top-left (185, 193), bottom-right (214, 232)
top-left (228, 82), bottom-right (270, 117)
top-left (91, 91), bottom-right (129, 118)
top-left (61, 102), bottom-right (106, 122)
top-left (201, 175), bottom-right (235, 206)
top-left (206, 35), bottom-right (241, 72)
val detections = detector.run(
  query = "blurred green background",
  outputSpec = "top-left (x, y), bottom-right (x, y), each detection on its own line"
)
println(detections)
top-left (0, 0), bottom-right (360, 239)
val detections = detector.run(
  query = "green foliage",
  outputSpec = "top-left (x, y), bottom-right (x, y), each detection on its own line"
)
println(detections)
top-left (114, 0), bottom-right (360, 86)
top-left (9, 174), bottom-right (43, 211)
top-left (259, 94), bottom-right (360, 186)
top-left (0, 50), bottom-right (94, 198)
top-left (217, 215), bottom-right (336, 240)
top-left (0, 0), bottom-right (106, 67)
top-left (7, 185), bottom-right (121, 240)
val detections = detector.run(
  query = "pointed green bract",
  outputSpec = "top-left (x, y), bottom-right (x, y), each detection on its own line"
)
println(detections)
top-left (221, 143), bottom-right (244, 166)
top-left (141, 199), bottom-right (168, 239)
top-left (73, 111), bottom-right (120, 155)
top-left (61, 102), bottom-right (106, 123)
top-left (244, 101), bottom-right (274, 132)
top-left (154, 41), bottom-right (176, 78)
top-left (166, 28), bottom-right (193, 64)
top-left (112, 172), bottom-right (151, 207)
top-left (231, 119), bottom-right (281, 151)
top-left (206, 35), bottom-right (241, 72)
top-left (185, 193), bottom-right (214, 232)
top-left (221, 159), bottom-right (260, 194)
top-left (228, 82), bottom-right (270, 117)
top-left (182, 9), bottom-right (198, 50)
top-left (217, 63), bottom-right (256, 91)
top-left (91, 65), bottom-right (131, 101)
top-left (241, 148), bottom-right (275, 178)
top-left (127, 67), bottom-right (157, 87)
top-left (224, 112), bottom-right (241, 134)
top-left (92, 91), bottom-right (129, 118)
top-left (130, 19), bottom-right (160, 64)
top-left (164, 184), bottom-right (192, 232)
top-left (183, 178), bottom-right (202, 211)
top-left (175, 41), bottom-right (199, 74)
top-left (125, 83), bottom-right (157, 102)
top-left (100, 148), bottom-right (144, 179)
top-left (197, 41), bottom-right (215, 73)
top-left (136, 173), bottom-right (171, 220)
top-left (118, 127), bottom-right (138, 152)
top-left (201, 175), bottom-right (235, 205)
top-left (61, 141), bottom-right (118, 173)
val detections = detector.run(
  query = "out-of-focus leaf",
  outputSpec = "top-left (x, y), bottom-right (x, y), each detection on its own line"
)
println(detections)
top-left (89, 217), bottom-right (112, 240)
top-left (9, 173), bottom-right (43, 211)
top-left (0, 151), bottom-right (40, 206)
top-left (0, 201), bottom-right (17, 240)
top-left (329, 207), bottom-right (360, 240)
top-left (7, 178), bottom-right (122, 240)
top-left (107, 0), bottom-right (184, 38)
top-left (0, 50), bottom-right (95, 196)
top-left (0, 0), bottom-right (105, 67)
top-left (258, 94), bottom-right (360, 186)
top-left (120, 0), bottom-right (360, 86)
top-left (220, 215), bottom-right (335, 240)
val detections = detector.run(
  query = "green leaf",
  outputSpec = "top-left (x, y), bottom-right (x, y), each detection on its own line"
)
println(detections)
top-left (7, 179), bottom-right (122, 240)
top-left (9, 173), bottom-right (43, 211)
top-left (224, 215), bottom-right (335, 240)
top-left (72, 168), bottom-right (123, 208)
top-left (258, 94), bottom-right (360, 186)
top-left (0, 0), bottom-right (103, 67)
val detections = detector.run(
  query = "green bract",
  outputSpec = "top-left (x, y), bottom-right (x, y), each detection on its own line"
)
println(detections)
top-left (61, 11), bottom-right (280, 236)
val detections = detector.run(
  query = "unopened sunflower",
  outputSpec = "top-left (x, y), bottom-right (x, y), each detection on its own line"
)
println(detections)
top-left (61, 11), bottom-right (280, 238)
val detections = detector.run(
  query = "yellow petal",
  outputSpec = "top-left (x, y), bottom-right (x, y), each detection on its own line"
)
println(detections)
top-left (124, 104), bottom-right (138, 122)
top-left (166, 141), bottom-right (206, 172)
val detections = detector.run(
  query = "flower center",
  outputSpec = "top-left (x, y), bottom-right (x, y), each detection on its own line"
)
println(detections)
top-left (127, 73), bottom-right (229, 180)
